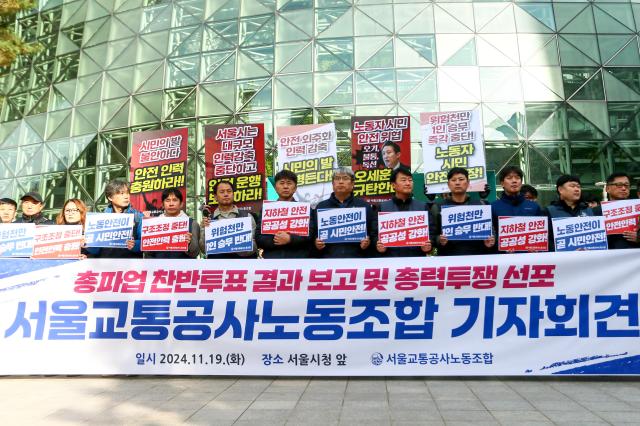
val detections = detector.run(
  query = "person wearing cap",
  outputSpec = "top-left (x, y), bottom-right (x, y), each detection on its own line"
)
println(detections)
top-left (592, 172), bottom-right (639, 250)
top-left (0, 198), bottom-right (17, 223)
top-left (14, 192), bottom-right (53, 225)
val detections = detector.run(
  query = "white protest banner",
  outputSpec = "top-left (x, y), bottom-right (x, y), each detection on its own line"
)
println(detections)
top-left (498, 217), bottom-right (548, 252)
top-left (441, 205), bottom-right (492, 240)
top-left (204, 217), bottom-right (253, 255)
top-left (552, 216), bottom-right (607, 251)
top-left (601, 199), bottom-right (640, 235)
top-left (261, 201), bottom-right (310, 236)
top-left (0, 223), bottom-right (35, 257)
top-left (32, 225), bottom-right (83, 259)
top-left (378, 211), bottom-right (429, 247)
top-left (141, 215), bottom-right (190, 252)
top-left (421, 109), bottom-right (487, 194)
top-left (276, 123), bottom-right (338, 206)
top-left (317, 207), bottom-right (367, 243)
top-left (85, 213), bottom-right (134, 248)
top-left (1, 250), bottom-right (639, 376)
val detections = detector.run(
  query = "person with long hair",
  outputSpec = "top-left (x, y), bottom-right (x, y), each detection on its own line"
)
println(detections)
top-left (56, 198), bottom-right (87, 226)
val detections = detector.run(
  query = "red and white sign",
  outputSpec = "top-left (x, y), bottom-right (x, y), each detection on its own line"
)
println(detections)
top-left (498, 216), bottom-right (548, 252)
top-left (261, 201), bottom-right (311, 236)
top-left (32, 225), bottom-right (83, 259)
top-left (141, 215), bottom-right (190, 251)
top-left (601, 199), bottom-right (640, 235)
top-left (378, 211), bottom-right (429, 247)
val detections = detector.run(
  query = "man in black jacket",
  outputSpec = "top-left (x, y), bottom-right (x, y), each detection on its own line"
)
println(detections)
top-left (313, 167), bottom-right (376, 258)
top-left (592, 172), bottom-right (639, 250)
top-left (257, 170), bottom-right (311, 258)
top-left (14, 192), bottom-right (53, 225)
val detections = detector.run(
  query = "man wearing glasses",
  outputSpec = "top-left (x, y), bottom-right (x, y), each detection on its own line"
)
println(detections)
top-left (593, 172), bottom-right (639, 249)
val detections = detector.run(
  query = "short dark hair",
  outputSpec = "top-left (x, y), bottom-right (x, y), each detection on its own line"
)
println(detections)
top-left (498, 166), bottom-right (524, 182)
top-left (447, 167), bottom-right (468, 180)
top-left (274, 169), bottom-right (298, 185)
top-left (213, 180), bottom-right (235, 194)
top-left (161, 188), bottom-right (183, 202)
top-left (0, 198), bottom-right (17, 208)
top-left (606, 172), bottom-right (631, 184)
top-left (382, 141), bottom-right (400, 153)
top-left (556, 175), bottom-right (580, 192)
top-left (390, 166), bottom-right (412, 183)
top-left (584, 193), bottom-right (600, 203)
top-left (105, 179), bottom-right (130, 199)
top-left (520, 184), bottom-right (537, 197)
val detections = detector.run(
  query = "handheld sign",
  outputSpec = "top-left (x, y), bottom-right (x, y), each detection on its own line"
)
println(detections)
top-left (601, 199), bottom-right (640, 235)
top-left (32, 225), bottom-right (83, 259)
top-left (498, 216), bottom-right (548, 252)
top-left (261, 201), bottom-right (311, 236)
top-left (141, 215), bottom-right (190, 252)
top-left (378, 211), bottom-right (429, 247)
top-left (205, 217), bottom-right (253, 255)
top-left (317, 207), bottom-right (367, 243)
top-left (552, 216), bottom-right (607, 251)
top-left (85, 213), bottom-right (134, 248)
top-left (441, 205), bottom-right (492, 240)
top-left (0, 223), bottom-right (35, 257)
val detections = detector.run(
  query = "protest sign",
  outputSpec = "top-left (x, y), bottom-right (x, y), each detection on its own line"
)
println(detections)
top-left (204, 217), bottom-right (253, 255)
top-left (85, 213), bottom-right (134, 248)
top-left (317, 208), bottom-right (367, 243)
top-left (498, 216), bottom-right (548, 252)
top-left (32, 225), bottom-right (83, 259)
top-left (141, 215), bottom-right (190, 252)
top-left (0, 223), bottom-right (35, 257)
top-left (441, 205), bottom-right (492, 240)
top-left (601, 199), bottom-right (640, 235)
top-left (378, 211), bottom-right (429, 247)
top-left (552, 216), bottom-right (607, 251)
top-left (261, 201), bottom-right (311, 236)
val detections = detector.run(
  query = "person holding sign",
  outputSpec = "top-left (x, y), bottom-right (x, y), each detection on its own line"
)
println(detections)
top-left (592, 172), bottom-right (639, 249)
top-left (55, 198), bottom-right (91, 258)
top-left (431, 168), bottom-right (495, 256)
top-left (376, 167), bottom-right (433, 257)
top-left (91, 180), bottom-right (143, 258)
top-left (199, 180), bottom-right (256, 259)
top-left (144, 188), bottom-right (200, 259)
top-left (14, 192), bottom-right (53, 225)
top-left (546, 175), bottom-right (594, 251)
top-left (257, 170), bottom-right (311, 258)
top-left (313, 168), bottom-right (376, 258)
top-left (0, 198), bottom-right (17, 223)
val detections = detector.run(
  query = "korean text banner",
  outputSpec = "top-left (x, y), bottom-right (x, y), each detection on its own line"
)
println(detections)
top-left (261, 201), bottom-right (311, 236)
top-left (204, 124), bottom-right (266, 212)
top-left (378, 212), bottom-right (429, 247)
top-left (601, 199), bottom-right (640, 235)
top-left (498, 217), bottom-right (548, 252)
top-left (351, 116), bottom-right (411, 202)
top-left (85, 213), bottom-right (134, 248)
top-left (141, 216), bottom-right (190, 252)
top-left (441, 205), bottom-right (492, 240)
top-left (421, 110), bottom-right (487, 194)
top-left (130, 128), bottom-right (188, 216)
top-left (552, 217), bottom-right (608, 252)
top-left (276, 123), bottom-right (338, 207)
top-left (33, 225), bottom-right (83, 259)
top-left (204, 217), bottom-right (253, 255)
top-left (317, 208), bottom-right (367, 243)
top-left (0, 223), bottom-right (35, 258)
top-left (1, 251), bottom-right (640, 375)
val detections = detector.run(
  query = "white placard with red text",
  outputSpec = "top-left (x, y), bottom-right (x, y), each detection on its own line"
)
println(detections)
top-left (32, 225), bottom-right (83, 259)
top-left (378, 211), bottom-right (429, 247)
top-left (141, 215), bottom-right (190, 252)
top-left (261, 201), bottom-right (311, 236)
top-left (498, 216), bottom-right (548, 252)
top-left (601, 199), bottom-right (640, 235)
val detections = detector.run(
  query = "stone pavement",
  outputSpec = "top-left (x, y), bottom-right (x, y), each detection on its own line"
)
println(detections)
top-left (1, 377), bottom-right (639, 425)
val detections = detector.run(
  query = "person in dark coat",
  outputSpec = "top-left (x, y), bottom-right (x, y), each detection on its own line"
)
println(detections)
top-left (592, 172), bottom-right (639, 250)
top-left (14, 192), bottom-right (53, 225)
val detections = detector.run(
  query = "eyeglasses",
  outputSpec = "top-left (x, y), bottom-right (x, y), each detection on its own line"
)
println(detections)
top-left (64, 208), bottom-right (80, 213)
top-left (608, 183), bottom-right (630, 189)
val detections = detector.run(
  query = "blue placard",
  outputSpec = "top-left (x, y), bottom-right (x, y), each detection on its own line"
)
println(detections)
top-left (205, 217), bottom-right (253, 255)
top-left (317, 207), bottom-right (367, 243)
top-left (552, 217), bottom-right (608, 252)
top-left (441, 205), bottom-right (492, 240)
top-left (0, 224), bottom-right (35, 258)
top-left (84, 213), bottom-right (134, 248)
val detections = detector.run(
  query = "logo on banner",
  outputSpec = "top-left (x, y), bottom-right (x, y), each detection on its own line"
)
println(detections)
top-left (378, 211), bottom-right (429, 247)
top-left (552, 217), bottom-right (608, 251)
top-left (205, 217), bottom-right (253, 255)
top-left (421, 110), bottom-right (487, 194)
top-left (32, 225), bottom-right (83, 259)
top-left (441, 205), bottom-right (492, 240)
top-left (0, 223), bottom-right (35, 257)
top-left (317, 208), bottom-right (367, 243)
top-left (84, 213), bottom-right (134, 248)
top-left (498, 217), bottom-right (548, 252)
top-left (261, 201), bottom-right (310, 236)
top-left (141, 216), bottom-right (190, 251)
top-left (601, 199), bottom-right (640, 235)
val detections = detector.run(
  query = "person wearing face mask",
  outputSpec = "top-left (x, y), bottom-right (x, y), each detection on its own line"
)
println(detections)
top-left (56, 198), bottom-right (91, 258)
top-left (144, 188), bottom-right (200, 259)
top-left (14, 192), bottom-right (53, 225)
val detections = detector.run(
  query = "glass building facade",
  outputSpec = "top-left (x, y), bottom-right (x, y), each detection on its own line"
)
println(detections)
top-left (1, 0), bottom-right (640, 216)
